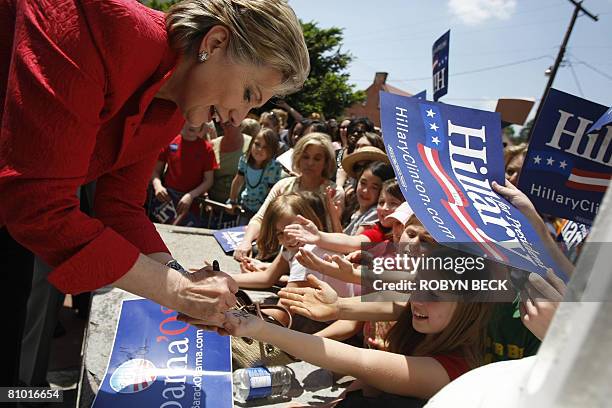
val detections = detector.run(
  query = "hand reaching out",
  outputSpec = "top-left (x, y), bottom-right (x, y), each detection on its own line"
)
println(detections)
top-left (278, 275), bottom-right (340, 321)
top-left (284, 215), bottom-right (322, 245)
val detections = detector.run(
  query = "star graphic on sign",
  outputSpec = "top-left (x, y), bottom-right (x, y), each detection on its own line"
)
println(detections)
top-left (559, 160), bottom-right (567, 169)
top-left (546, 157), bottom-right (555, 166)
top-left (426, 109), bottom-right (436, 118)
top-left (429, 122), bottom-right (439, 131)
top-left (431, 136), bottom-right (440, 145)
top-left (533, 155), bottom-right (542, 164)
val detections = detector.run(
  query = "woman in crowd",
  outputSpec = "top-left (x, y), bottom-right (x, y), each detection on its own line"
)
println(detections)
top-left (0, 0), bottom-right (309, 385)
top-left (234, 132), bottom-right (344, 260)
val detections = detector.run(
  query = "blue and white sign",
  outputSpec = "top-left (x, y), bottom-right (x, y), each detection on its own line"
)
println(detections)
top-left (92, 299), bottom-right (232, 408)
top-left (432, 30), bottom-right (450, 101)
top-left (380, 91), bottom-right (565, 280)
top-left (518, 89), bottom-right (611, 225)
top-left (214, 226), bottom-right (247, 253)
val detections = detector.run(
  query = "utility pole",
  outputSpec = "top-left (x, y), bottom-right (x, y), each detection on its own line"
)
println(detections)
top-left (527, 0), bottom-right (598, 141)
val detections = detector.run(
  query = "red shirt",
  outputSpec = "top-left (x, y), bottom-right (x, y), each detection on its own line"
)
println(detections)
top-left (360, 222), bottom-right (392, 243)
top-left (0, 0), bottom-right (185, 293)
top-left (432, 354), bottom-right (471, 381)
top-left (158, 135), bottom-right (219, 193)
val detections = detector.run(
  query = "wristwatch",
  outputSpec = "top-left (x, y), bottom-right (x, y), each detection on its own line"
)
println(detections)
top-left (165, 259), bottom-right (188, 276)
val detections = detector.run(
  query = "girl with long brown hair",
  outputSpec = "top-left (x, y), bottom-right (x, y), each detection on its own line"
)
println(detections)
top-left (183, 244), bottom-right (495, 404)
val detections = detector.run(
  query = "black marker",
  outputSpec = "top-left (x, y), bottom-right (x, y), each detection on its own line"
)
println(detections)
top-left (212, 260), bottom-right (220, 271)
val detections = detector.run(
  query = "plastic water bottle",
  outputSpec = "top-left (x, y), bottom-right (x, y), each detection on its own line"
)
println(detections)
top-left (233, 366), bottom-right (292, 402)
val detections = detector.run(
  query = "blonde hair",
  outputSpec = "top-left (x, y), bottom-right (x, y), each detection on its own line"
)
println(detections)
top-left (240, 118), bottom-right (260, 137)
top-left (291, 132), bottom-right (336, 179)
top-left (257, 192), bottom-right (325, 260)
top-left (272, 108), bottom-right (288, 129)
top-left (503, 142), bottom-right (529, 169)
top-left (166, 0), bottom-right (310, 96)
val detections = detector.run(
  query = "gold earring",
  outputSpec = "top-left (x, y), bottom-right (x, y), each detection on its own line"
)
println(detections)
top-left (197, 51), bottom-right (209, 63)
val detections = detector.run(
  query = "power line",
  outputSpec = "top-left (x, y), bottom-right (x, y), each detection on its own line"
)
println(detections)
top-left (355, 55), bottom-right (553, 83)
top-left (567, 61), bottom-right (585, 96)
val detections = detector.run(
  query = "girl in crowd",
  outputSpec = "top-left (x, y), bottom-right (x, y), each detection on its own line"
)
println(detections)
top-left (228, 128), bottom-right (282, 222)
top-left (342, 161), bottom-right (395, 235)
top-left (285, 179), bottom-right (404, 254)
top-left (194, 246), bottom-right (495, 407)
top-left (259, 111), bottom-right (281, 136)
top-left (233, 192), bottom-right (356, 298)
top-left (234, 133), bottom-right (344, 260)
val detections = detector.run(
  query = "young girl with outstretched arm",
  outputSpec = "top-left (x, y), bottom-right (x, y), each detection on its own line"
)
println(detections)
top-left (285, 179), bottom-right (405, 254)
top-left (181, 246), bottom-right (496, 406)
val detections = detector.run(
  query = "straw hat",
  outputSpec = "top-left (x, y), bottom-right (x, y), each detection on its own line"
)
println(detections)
top-left (341, 146), bottom-right (390, 178)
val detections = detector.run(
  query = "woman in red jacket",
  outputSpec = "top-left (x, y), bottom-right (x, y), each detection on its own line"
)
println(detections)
top-left (0, 0), bottom-right (309, 385)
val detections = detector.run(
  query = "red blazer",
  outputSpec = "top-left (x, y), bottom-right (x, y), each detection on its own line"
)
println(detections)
top-left (0, 0), bottom-right (185, 293)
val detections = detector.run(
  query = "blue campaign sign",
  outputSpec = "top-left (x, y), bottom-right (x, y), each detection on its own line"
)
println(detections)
top-left (518, 89), bottom-right (611, 225)
top-left (432, 30), bottom-right (450, 101)
top-left (92, 299), bottom-right (232, 408)
top-left (213, 226), bottom-right (247, 253)
top-left (379, 91), bottom-right (565, 280)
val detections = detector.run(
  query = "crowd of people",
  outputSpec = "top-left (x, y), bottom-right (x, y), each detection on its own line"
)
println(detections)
top-left (164, 101), bottom-right (578, 406)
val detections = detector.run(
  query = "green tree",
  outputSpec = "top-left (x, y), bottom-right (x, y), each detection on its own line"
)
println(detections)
top-left (141, 0), bottom-right (178, 12)
top-left (518, 119), bottom-right (534, 143)
top-left (282, 21), bottom-right (364, 119)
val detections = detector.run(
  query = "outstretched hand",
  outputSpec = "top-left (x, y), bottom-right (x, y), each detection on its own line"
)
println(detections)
top-left (278, 275), bottom-right (340, 321)
top-left (285, 215), bottom-right (321, 245)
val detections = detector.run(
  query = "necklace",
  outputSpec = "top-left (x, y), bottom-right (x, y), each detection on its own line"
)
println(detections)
top-left (246, 162), bottom-right (266, 189)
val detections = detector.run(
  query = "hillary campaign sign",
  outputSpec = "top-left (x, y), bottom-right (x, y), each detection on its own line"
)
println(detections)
top-left (92, 299), bottom-right (232, 408)
top-left (213, 226), bottom-right (247, 253)
top-left (414, 90), bottom-right (427, 100)
top-left (379, 91), bottom-right (564, 280)
top-left (518, 89), bottom-right (611, 225)
top-left (432, 30), bottom-right (450, 101)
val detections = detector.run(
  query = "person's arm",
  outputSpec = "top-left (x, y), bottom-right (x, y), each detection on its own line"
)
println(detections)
top-left (217, 312), bottom-right (451, 399)
top-left (176, 170), bottom-right (214, 215)
top-left (278, 275), bottom-right (406, 321)
top-left (232, 252), bottom-right (289, 289)
top-left (151, 160), bottom-right (171, 203)
top-left (492, 180), bottom-right (575, 278)
top-left (314, 319), bottom-right (363, 341)
top-left (295, 249), bottom-right (362, 284)
top-left (114, 254), bottom-right (238, 326)
top-left (228, 173), bottom-right (245, 204)
top-left (285, 215), bottom-right (369, 253)
top-left (276, 100), bottom-right (304, 123)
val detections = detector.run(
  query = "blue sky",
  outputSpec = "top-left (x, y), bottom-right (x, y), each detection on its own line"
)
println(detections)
top-left (289, 0), bottom-right (612, 123)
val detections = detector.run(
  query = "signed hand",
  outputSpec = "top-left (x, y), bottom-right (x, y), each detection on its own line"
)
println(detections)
top-left (174, 268), bottom-right (238, 327)
top-left (278, 275), bottom-right (340, 321)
